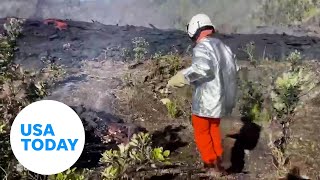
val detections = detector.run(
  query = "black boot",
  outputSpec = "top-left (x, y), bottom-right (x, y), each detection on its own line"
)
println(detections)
top-left (216, 157), bottom-right (227, 175)
top-left (203, 162), bottom-right (216, 169)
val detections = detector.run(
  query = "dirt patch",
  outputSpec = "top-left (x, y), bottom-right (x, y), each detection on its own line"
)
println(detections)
top-left (286, 95), bottom-right (320, 178)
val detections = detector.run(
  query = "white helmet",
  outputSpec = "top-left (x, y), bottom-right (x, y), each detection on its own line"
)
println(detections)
top-left (186, 13), bottom-right (215, 39)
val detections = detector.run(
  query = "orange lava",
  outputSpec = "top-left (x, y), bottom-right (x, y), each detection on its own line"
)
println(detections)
top-left (43, 19), bottom-right (68, 30)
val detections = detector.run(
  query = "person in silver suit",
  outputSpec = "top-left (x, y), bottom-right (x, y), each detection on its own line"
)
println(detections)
top-left (167, 13), bottom-right (239, 175)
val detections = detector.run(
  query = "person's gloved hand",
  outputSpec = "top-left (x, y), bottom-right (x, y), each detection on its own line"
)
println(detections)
top-left (167, 70), bottom-right (188, 88)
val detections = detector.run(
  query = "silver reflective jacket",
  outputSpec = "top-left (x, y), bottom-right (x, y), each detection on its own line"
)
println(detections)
top-left (182, 37), bottom-right (239, 118)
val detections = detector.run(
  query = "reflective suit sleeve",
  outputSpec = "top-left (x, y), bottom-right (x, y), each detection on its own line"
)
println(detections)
top-left (182, 46), bottom-right (215, 84)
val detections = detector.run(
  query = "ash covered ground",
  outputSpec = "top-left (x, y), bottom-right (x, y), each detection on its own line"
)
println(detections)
top-left (5, 18), bottom-right (320, 70)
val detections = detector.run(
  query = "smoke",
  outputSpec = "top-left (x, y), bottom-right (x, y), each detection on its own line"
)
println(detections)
top-left (0, 0), bottom-right (263, 31)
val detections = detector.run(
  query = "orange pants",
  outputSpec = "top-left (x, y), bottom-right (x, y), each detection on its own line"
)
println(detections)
top-left (192, 114), bottom-right (223, 164)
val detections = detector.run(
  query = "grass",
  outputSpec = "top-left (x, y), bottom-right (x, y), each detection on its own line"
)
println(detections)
top-left (165, 100), bottom-right (179, 118)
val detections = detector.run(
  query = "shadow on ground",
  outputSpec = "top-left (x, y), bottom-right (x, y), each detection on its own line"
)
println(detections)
top-left (151, 125), bottom-right (189, 153)
top-left (226, 117), bottom-right (262, 174)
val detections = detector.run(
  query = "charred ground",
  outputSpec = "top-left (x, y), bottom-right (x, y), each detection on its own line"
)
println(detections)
top-left (1, 18), bottom-right (320, 69)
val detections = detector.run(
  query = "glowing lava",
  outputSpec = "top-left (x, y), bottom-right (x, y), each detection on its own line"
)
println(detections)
top-left (43, 19), bottom-right (68, 30)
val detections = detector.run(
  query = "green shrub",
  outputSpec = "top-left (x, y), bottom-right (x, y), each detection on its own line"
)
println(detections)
top-left (286, 50), bottom-right (302, 70)
top-left (100, 132), bottom-right (170, 179)
top-left (120, 48), bottom-right (131, 61)
top-left (132, 37), bottom-right (149, 62)
top-left (0, 35), bottom-right (14, 71)
top-left (271, 67), bottom-right (316, 119)
top-left (48, 168), bottom-right (91, 180)
top-left (154, 53), bottom-right (182, 76)
top-left (267, 51), bottom-right (317, 166)
top-left (166, 100), bottom-right (179, 118)
top-left (271, 50), bottom-right (316, 119)
top-left (3, 18), bottom-right (24, 41)
top-left (239, 81), bottom-right (268, 122)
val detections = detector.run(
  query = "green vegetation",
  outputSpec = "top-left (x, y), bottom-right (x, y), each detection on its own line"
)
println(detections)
top-left (48, 168), bottom-right (91, 180)
top-left (268, 54), bottom-right (316, 177)
top-left (271, 66), bottom-right (315, 119)
top-left (238, 50), bottom-right (318, 178)
top-left (239, 81), bottom-right (269, 123)
top-left (0, 18), bottom-right (65, 180)
top-left (132, 37), bottom-right (149, 62)
top-left (286, 50), bottom-right (302, 68)
top-left (165, 100), bottom-right (179, 118)
top-left (3, 18), bottom-right (24, 41)
top-left (153, 53), bottom-right (183, 76)
top-left (120, 37), bottom-right (150, 63)
top-left (100, 132), bottom-right (170, 179)
top-left (256, 0), bottom-right (320, 25)
top-left (120, 48), bottom-right (131, 62)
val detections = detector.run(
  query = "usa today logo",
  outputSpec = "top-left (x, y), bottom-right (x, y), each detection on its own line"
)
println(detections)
top-left (10, 100), bottom-right (85, 175)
